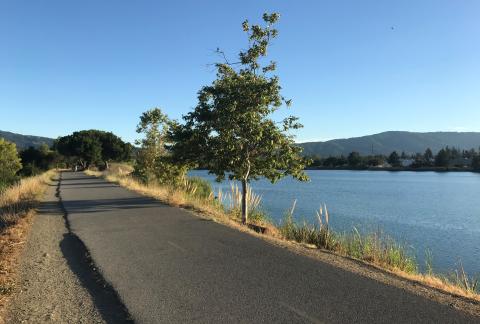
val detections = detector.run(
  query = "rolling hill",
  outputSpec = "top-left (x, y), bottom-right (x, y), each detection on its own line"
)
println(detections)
top-left (298, 131), bottom-right (480, 157)
top-left (2, 129), bottom-right (480, 157)
top-left (0, 130), bottom-right (54, 149)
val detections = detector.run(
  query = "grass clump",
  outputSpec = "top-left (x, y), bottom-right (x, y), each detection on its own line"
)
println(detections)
top-left (280, 200), bottom-right (417, 274)
top-left (337, 228), bottom-right (417, 273)
top-left (280, 201), bottom-right (337, 250)
top-left (183, 177), bottom-right (213, 200)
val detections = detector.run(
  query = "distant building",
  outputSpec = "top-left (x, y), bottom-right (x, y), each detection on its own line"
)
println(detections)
top-left (400, 159), bottom-right (414, 167)
top-left (378, 162), bottom-right (391, 168)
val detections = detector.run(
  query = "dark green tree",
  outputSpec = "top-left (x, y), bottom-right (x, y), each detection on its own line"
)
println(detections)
top-left (347, 152), bottom-right (362, 167)
top-left (170, 13), bottom-right (309, 224)
top-left (55, 130), bottom-right (131, 169)
top-left (435, 148), bottom-right (450, 167)
top-left (423, 148), bottom-right (433, 165)
top-left (387, 151), bottom-right (401, 167)
top-left (471, 154), bottom-right (480, 170)
top-left (19, 145), bottom-right (59, 176)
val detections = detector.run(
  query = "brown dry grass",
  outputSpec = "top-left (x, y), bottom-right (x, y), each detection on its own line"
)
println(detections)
top-left (0, 171), bottom-right (55, 228)
top-left (0, 171), bottom-right (56, 321)
top-left (85, 167), bottom-right (480, 308)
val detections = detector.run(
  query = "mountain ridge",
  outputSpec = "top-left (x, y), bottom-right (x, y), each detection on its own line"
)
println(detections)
top-left (0, 130), bottom-right (54, 149)
top-left (298, 131), bottom-right (480, 157)
top-left (2, 129), bottom-right (480, 156)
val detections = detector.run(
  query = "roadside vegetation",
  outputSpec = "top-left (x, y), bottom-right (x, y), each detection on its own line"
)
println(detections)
top-left (0, 171), bottom-right (55, 230)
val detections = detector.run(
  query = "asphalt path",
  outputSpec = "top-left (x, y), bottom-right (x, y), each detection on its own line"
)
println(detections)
top-left (60, 171), bottom-right (477, 323)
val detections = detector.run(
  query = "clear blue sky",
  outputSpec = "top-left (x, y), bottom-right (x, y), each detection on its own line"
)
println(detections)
top-left (1, 0), bottom-right (479, 144)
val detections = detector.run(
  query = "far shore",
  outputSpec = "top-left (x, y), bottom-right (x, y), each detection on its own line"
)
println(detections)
top-left (305, 166), bottom-right (479, 173)
top-left (194, 167), bottom-right (479, 173)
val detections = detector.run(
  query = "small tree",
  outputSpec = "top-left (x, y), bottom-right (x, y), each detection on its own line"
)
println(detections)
top-left (424, 148), bottom-right (433, 164)
top-left (135, 108), bottom-right (187, 185)
top-left (435, 148), bottom-right (450, 167)
top-left (0, 138), bottom-right (22, 190)
top-left (171, 13), bottom-right (309, 224)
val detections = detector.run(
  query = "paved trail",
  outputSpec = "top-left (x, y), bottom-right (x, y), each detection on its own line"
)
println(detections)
top-left (59, 171), bottom-right (478, 324)
top-left (6, 178), bottom-right (108, 323)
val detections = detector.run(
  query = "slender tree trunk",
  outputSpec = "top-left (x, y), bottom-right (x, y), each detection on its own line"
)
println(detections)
top-left (105, 160), bottom-right (109, 170)
top-left (241, 179), bottom-right (248, 224)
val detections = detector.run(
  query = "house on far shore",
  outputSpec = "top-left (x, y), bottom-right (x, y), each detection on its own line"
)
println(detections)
top-left (400, 159), bottom-right (414, 167)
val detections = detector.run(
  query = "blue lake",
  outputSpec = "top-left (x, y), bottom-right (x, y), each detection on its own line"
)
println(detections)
top-left (189, 170), bottom-right (480, 275)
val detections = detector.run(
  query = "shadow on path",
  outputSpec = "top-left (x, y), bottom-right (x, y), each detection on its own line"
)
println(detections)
top-left (56, 172), bottom-right (134, 324)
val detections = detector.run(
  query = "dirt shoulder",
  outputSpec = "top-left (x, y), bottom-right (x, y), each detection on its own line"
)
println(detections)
top-left (4, 177), bottom-right (130, 323)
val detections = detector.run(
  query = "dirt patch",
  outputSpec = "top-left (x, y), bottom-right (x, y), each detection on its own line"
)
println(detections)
top-left (0, 210), bottom-right (35, 322)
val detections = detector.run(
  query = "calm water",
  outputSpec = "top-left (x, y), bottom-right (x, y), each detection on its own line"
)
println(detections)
top-left (189, 170), bottom-right (480, 274)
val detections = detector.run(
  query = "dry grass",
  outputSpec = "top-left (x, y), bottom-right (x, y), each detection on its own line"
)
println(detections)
top-left (0, 211), bottom-right (35, 316)
top-left (0, 170), bottom-right (56, 319)
top-left (1, 171), bottom-right (56, 229)
top-left (86, 165), bottom-right (480, 304)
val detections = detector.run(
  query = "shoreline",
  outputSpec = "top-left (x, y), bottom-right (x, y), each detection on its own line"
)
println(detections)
top-left (195, 167), bottom-right (479, 173)
top-left (306, 166), bottom-right (479, 172)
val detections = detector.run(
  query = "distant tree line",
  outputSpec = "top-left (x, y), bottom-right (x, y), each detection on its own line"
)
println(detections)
top-left (308, 146), bottom-right (480, 170)
top-left (54, 130), bottom-right (133, 170)
top-left (0, 130), bottom-right (134, 191)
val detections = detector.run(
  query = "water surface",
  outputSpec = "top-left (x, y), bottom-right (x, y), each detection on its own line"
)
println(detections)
top-left (189, 170), bottom-right (480, 274)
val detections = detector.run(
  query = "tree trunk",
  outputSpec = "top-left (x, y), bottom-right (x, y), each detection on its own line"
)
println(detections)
top-left (105, 160), bottom-right (109, 170)
top-left (241, 179), bottom-right (248, 224)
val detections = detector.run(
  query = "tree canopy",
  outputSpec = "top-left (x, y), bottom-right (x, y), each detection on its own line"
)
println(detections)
top-left (55, 130), bottom-right (132, 168)
top-left (19, 144), bottom-right (60, 176)
top-left (134, 108), bottom-right (187, 184)
top-left (170, 12), bottom-right (309, 223)
top-left (0, 138), bottom-right (22, 190)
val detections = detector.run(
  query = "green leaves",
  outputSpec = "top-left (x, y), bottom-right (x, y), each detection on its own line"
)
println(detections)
top-left (0, 138), bottom-right (22, 189)
top-left (135, 108), bottom-right (188, 185)
top-left (55, 130), bottom-right (131, 168)
top-left (169, 12), bottom-right (310, 222)
top-left (171, 12), bottom-right (310, 185)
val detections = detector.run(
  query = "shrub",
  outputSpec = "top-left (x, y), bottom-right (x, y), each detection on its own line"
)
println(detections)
top-left (0, 138), bottom-right (22, 191)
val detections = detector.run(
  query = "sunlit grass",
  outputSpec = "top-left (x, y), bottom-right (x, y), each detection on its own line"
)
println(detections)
top-left (0, 170), bottom-right (56, 229)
